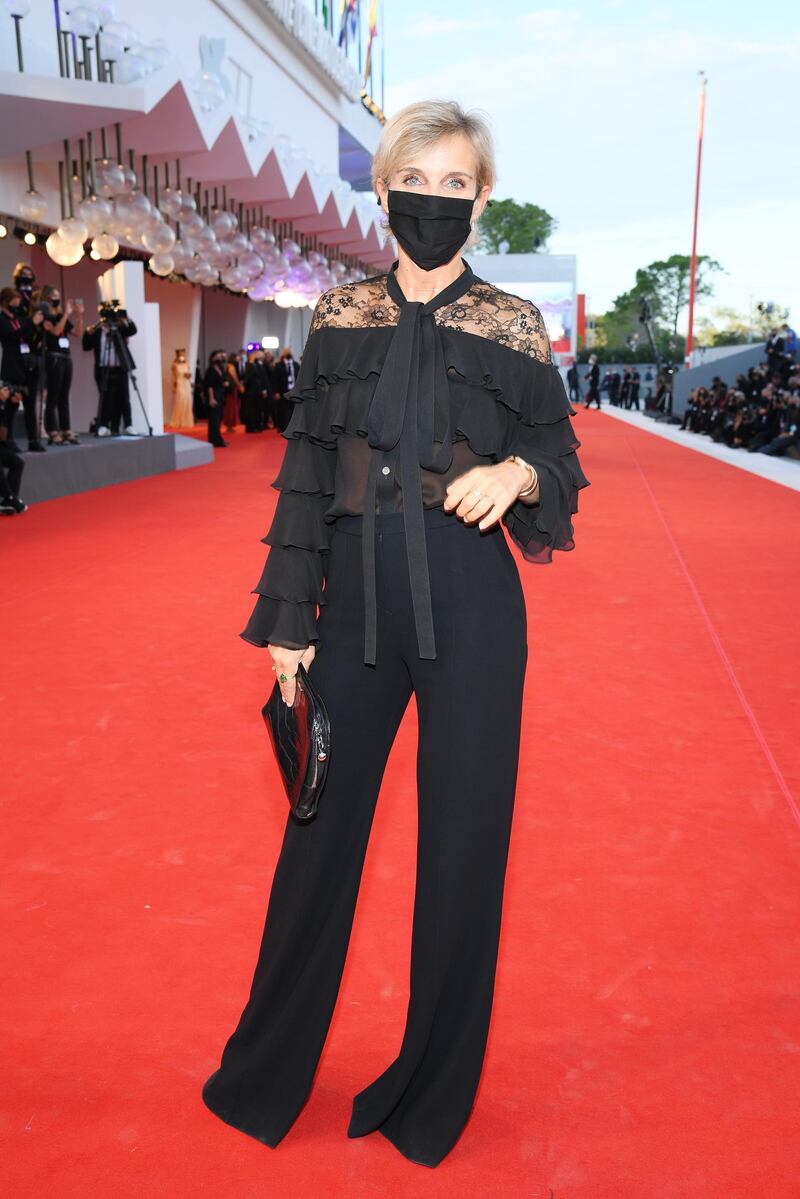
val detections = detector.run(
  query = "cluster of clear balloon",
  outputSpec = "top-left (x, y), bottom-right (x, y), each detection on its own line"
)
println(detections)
top-left (60, 2), bottom-right (171, 85)
top-left (37, 155), bottom-right (366, 304)
top-left (150, 192), bottom-right (366, 305)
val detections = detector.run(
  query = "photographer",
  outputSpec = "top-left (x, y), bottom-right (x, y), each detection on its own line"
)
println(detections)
top-left (82, 301), bottom-right (138, 437)
top-left (37, 285), bottom-right (84, 445)
top-left (0, 287), bottom-right (46, 452)
top-left (0, 382), bottom-right (27, 514)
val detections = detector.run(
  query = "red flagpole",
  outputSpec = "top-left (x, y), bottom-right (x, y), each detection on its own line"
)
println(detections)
top-left (685, 72), bottom-right (706, 368)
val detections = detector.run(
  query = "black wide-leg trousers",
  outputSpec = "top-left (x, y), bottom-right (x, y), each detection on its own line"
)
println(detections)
top-left (202, 506), bottom-right (528, 1166)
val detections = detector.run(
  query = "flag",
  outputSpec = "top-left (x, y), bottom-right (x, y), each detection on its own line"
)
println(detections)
top-left (338, 0), bottom-right (358, 48)
top-left (322, 0), bottom-right (329, 31)
top-left (363, 0), bottom-right (378, 85)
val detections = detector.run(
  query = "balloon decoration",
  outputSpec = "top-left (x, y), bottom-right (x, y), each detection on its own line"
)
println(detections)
top-left (22, 133), bottom-right (371, 311)
top-left (91, 232), bottom-right (119, 260)
top-left (45, 231), bottom-right (85, 267)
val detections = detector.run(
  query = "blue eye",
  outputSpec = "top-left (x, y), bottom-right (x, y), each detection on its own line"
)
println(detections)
top-left (402, 174), bottom-right (422, 186)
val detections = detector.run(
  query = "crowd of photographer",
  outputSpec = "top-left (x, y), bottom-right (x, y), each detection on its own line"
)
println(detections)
top-left (680, 325), bottom-right (800, 457)
top-left (0, 261), bottom-right (141, 515)
top-left (0, 256), bottom-right (303, 513)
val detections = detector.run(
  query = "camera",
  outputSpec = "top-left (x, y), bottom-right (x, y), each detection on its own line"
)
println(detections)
top-left (97, 299), bottom-right (128, 324)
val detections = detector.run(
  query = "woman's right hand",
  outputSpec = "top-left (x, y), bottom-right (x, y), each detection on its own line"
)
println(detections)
top-left (268, 644), bottom-right (317, 706)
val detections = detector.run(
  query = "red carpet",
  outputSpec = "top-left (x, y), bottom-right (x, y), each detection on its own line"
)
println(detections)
top-left (4, 413), bottom-right (800, 1197)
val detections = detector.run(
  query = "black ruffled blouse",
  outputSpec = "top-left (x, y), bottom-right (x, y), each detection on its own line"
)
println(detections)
top-left (240, 260), bottom-right (590, 664)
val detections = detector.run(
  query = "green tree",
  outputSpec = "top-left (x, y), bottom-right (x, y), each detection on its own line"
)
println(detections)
top-left (477, 198), bottom-right (557, 254)
top-left (600, 253), bottom-right (722, 360)
top-left (695, 303), bottom-right (790, 347)
top-left (635, 254), bottom-right (722, 340)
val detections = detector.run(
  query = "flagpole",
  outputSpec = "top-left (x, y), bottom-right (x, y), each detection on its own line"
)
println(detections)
top-left (685, 71), bottom-right (706, 369)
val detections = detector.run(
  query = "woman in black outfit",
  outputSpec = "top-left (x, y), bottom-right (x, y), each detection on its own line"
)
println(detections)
top-left (0, 287), bottom-right (45, 452)
top-left (203, 350), bottom-right (228, 447)
top-left (202, 100), bottom-right (590, 1167)
top-left (38, 285), bottom-right (83, 444)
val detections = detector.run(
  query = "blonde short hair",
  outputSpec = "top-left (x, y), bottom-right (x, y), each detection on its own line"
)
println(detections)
top-left (371, 100), bottom-right (497, 195)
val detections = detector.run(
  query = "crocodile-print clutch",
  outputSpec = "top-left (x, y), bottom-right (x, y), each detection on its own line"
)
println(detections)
top-left (261, 662), bottom-right (331, 821)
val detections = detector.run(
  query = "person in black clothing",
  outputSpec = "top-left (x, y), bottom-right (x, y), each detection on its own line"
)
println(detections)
top-left (628, 368), bottom-right (641, 410)
top-left (13, 264), bottom-right (48, 446)
top-left (262, 350), bottom-right (280, 429)
top-left (0, 382), bottom-right (27, 513)
top-left (584, 353), bottom-right (601, 408)
top-left (765, 329), bottom-right (785, 376)
top-left (0, 287), bottom-right (46, 452)
top-left (38, 284), bottom-right (84, 444)
top-left (619, 368), bottom-right (631, 408)
top-left (204, 350), bottom-right (228, 446)
top-left (201, 100), bottom-right (590, 1169)
top-left (608, 371), bottom-right (621, 405)
top-left (81, 306), bottom-right (138, 436)
top-left (274, 345), bottom-right (300, 432)
top-left (566, 362), bottom-right (580, 405)
top-left (193, 360), bottom-right (206, 422)
top-left (242, 349), bottom-right (268, 432)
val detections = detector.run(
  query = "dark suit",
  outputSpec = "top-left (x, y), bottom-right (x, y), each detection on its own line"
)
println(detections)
top-left (82, 318), bottom-right (137, 431)
top-left (242, 361), bottom-right (267, 431)
top-left (204, 364), bottom-right (227, 445)
top-left (274, 356), bottom-right (299, 432)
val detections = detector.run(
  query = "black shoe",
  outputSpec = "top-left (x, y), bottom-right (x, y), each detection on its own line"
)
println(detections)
top-left (1, 500), bottom-right (16, 515)
top-left (28, 440), bottom-right (47, 452)
top-left (10, 496), bottom-right (28, 513)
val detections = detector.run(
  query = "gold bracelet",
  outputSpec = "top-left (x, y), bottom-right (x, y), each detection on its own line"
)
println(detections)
top-left (505, 454), bottom-right (538, 497)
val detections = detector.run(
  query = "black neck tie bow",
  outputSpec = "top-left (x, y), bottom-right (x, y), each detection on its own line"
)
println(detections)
top-left (360, 259), bottom-right (476, 666)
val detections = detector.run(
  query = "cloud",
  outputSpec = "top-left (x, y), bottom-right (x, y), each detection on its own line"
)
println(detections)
top-left (386, 8), bottom-right (800, 319)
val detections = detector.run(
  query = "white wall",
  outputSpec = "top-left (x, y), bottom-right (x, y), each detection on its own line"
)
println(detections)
top-left (144, 273), bottom-right (201, 422)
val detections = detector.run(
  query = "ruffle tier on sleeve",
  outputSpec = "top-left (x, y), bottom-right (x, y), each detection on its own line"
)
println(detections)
top-left (273, 326), bottom-right (589, 564)
top-left (499, 360), bottom-right (589, 562)
top-left (240, 349), bottom-right (338, 650)
top-left (433, 332), bottom-right (590, 562)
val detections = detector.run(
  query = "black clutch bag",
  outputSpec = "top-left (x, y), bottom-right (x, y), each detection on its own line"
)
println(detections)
top-left (261, 662), bottom-right (331, 821)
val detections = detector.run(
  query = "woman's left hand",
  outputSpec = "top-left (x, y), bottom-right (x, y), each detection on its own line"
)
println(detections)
top-left (443, 461), bottom-right (531, 531)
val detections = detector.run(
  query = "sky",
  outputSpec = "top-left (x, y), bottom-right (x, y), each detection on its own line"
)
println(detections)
top-left (383, 0), bottom-right (800, 330)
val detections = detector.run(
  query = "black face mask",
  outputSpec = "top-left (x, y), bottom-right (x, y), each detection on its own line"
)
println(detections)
top-left (386, 189), bottom-right (474, 271)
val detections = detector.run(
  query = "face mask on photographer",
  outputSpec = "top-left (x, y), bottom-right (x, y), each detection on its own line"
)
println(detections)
top-left (383, 189), bottom-right (476, 272)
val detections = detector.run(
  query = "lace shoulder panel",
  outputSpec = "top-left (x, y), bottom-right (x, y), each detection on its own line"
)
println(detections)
top-left (435, 279), bottom-right (553, 364)
top-left (309, 273), bottom-right (553, 364)
top-left (309, 275), bottom-right (399, 334)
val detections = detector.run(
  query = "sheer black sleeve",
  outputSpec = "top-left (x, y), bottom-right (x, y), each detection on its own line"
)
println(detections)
top-left (239, 330), bottom-right (337, 650)
top-left (500, 325), bottom-right (590, 563)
